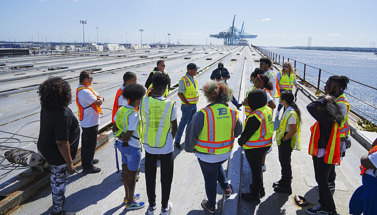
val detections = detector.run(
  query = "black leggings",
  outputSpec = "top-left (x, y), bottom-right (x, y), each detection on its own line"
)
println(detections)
top-left (245, 147), bottom-right (270, 198)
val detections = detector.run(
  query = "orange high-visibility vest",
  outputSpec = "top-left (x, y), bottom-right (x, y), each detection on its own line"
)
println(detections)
top-left (360, 145), bottom-right (377, 175)
top-left (308, 121), bottom-right (341, 165)
top-left (336, 94), bottom-right (351, 138)
top-left (266, 71), bottom-right (281, 98)
top-left (112, 88), bottom-right (123, 124)
top-left (76, 86), bottom-right (103, 121)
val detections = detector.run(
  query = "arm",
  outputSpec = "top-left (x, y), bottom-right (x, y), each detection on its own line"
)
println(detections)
top-left (238, 116), bottom-right (261, 146)
top-left (184, 112), bottom-right (204, 152)
top-left (210, 69), bottom-right (217, 80)
top-left (234, 118), bottom-right (243, 138)
top-left (145, 72), bottom-right (154, 88)
top-left (307, 97), bottom-right (333, 123)
top-left (178, 92), bottom-right (190, 106)
top-left (93, 97), bottom-right (104, 106)
top-left (171, 119), bottom-right (178, 138)
top-left (268, 100), bottom-right (276, 109)
top-left (56, 141), bottom-right (77, 174)
top-left (283, 124), bottom-right (297, 140)
top-left (118, 130), bottom-right (133, 143)
top-left (223, 69), bottom-right (230, 81)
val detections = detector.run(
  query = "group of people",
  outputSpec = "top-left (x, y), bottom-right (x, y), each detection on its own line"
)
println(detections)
top-left (35, 56), bottom-right (377, 215)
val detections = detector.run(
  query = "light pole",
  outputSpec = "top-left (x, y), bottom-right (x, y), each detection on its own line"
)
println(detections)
top-left (139, 29), bottom-right (144, 49)
top-left (80, 20), bottom-right (87, 48)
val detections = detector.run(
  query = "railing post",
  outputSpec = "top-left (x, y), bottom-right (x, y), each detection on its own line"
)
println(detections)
top-left (283, 56), bottom-right (284, 63)
top-left (294, 60), bottom-right (297, 70)
top-left (303, 64), bottom-right (306, 81)
top-left (279, 55), bottom-right (280, 65)
top-left (317, 69), bottom-right (322, 90)
top-left (288, 58), bottom-right (290, 62)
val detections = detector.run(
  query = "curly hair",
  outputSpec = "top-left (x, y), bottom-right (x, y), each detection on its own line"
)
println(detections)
top-left (122, 83), bottom-right (146, 102)
top-left (202, 81), bottom-right (232, 104)
top-left (152, 72), bottom-right (170, 90)
top-left (38, 77), bottom-right (72, 110)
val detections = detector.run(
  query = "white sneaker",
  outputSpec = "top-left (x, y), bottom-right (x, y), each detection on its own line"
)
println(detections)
top-left (160, 202), bottom-right (173, 215)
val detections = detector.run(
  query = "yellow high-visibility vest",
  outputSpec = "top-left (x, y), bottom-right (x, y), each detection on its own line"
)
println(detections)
top-left (113, 106), bottom-right (143, 147)
top-left (336, 94), bottom-right (350, 138)
top-left (244, 86), bottom-right (255, 116)
top-left (180, 74), bottom-right (199, 104)
top-left (279, 70), bottom-right (296, 91)
top-left (275, 107), bottom-right (301, 150)
top-left (140, 97), bottom-right (174, 148)
top-left (243, 106), bottom-right (274, 149)
top-left (195, 103), bottom-right (238, 154)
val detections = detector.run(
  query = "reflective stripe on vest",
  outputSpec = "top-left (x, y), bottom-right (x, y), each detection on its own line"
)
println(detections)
top-left (279, 70), bottom-right (295, 91)
top-left (146, 83), bottom-right (169, 97)
top-left (308, 121), bottom-right (341, 165)
top-left (360, 145), bottom-right (377, 175)
top-left (112, 88), bottom-right (123, 124)
top-left (266, 71), bottom-right (280, 98)
top-left (336, 94), bottom-right (351, 138)
top-left (275, 108), bottom-right (301, 150)
top-left (114, 107), bottom-right (142, 144)
top-left (244, 86), bottom-right (255, 116)
top-left (76, 86), bottom-right (103, 121)
top-left (243, 106), bottom-right (274, 149)
top-left (140, 97), bottom-right (174, 148)
top-left (181, 75), bottom-right (199, 104)
top-left (195, 104), bottom-right (238, 154)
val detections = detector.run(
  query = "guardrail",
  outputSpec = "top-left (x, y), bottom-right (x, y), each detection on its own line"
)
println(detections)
top-left (253, 46), bottom-right (377, 126)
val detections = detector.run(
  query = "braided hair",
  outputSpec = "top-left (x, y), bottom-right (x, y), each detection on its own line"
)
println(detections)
top-left (256, 74), bottom-right (273, 91)
top-left (280, 91), bottom-right (301, 122)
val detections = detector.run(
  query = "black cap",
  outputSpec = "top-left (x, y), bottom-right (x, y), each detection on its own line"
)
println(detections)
top-left (187, 63), bottom-right (199, 70)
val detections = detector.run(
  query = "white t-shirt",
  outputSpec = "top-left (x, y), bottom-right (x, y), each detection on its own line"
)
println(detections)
top-left (77, 85), bottom-right (100, 128)
top-left (113, 104), bottom-right (141, 148)
top-left (143, 96), bottom-right (178, 154)
top-left (366, 152), bottom-right (377, 177)
top-left (118, 86), bottom-right (128, 107)
top-left (265, 70), bottom-right (277, 97)
top-left (264, 88), bottom-right (273, 103)
top-left (281, 107), bottom-right (297, 132)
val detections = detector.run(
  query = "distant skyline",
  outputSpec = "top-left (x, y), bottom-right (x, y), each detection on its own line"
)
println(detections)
top-left (1, 0), bottom-right (377, 47)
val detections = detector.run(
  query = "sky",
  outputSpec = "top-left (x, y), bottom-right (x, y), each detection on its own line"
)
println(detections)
top-left (1, 0), bottom-right (377, 47)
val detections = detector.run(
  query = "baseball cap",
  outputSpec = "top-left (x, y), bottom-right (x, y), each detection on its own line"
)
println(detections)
top-left (187, 63), bottom-right (199, 70)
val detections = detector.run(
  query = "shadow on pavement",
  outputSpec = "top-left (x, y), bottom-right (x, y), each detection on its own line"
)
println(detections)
top-left (257, 192), bottom-right (289, 214)
top-left (46, 172), bottom-right (123, 213)
top-left (295, 187), bottom-right (320, 215)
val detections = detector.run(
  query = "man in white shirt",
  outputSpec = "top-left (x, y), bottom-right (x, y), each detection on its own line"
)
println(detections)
top-left (260, 58), bottom-right (279, 108)
top-left (76, 71), bottom-right (104, 174)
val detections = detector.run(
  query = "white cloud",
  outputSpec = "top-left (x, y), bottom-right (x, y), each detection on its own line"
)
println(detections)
top-left (326, 33), bottom-right (341, 37)
top-left (261, 18), bottom-right (271, 22)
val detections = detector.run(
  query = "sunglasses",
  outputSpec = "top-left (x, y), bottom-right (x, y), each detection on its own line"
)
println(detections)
top-left (283, 66), bottom-right (289, 68)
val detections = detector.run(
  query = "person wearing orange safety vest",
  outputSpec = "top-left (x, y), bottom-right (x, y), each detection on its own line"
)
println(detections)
top-left (349, 138), bottom-right (377, 215)
top-left (323, 76), bottom-right (351, 193)
top-left (112, 72), bottom-right (137, 124)
top-left (306, 94), bottom-right (344, 215)
top-left (184, 81), bottom-right (242, 214)
top-left (76, 70), bottom-right (103, 174)
top-left (239, 89), bottom-right (273, 205)
top-left (174, 63), bottom-right (200, 150)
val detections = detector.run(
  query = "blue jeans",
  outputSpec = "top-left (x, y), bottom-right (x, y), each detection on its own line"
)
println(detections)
top-left (198, 159), bottom-right (229, 208)
top-left (349, 174), bottom-right (377, 215)
top-left (116, 140), bottom-right (142, 171)
top-left (175, 104), bottom-right (197, 144)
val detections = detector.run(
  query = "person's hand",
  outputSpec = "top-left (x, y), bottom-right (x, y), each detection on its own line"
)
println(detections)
top-left (242, 98), bottom-right (248, 106)
top-left (118, 132), bottom-right (128, 142)
top-left (325, 95), bottom-right (333, 102)
top-left (67, 163), bottom-right (77, 175)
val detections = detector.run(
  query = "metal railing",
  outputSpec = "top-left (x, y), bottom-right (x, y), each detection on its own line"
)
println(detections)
top-left (253, 46), bottom-right (377, 125)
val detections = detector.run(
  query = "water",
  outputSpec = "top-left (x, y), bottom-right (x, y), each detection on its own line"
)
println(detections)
top-left (264, 47), bottom-right (377, 124)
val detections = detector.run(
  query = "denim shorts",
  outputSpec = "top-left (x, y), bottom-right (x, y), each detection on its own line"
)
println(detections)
top-left (116, 140), bottom-right (142, 171)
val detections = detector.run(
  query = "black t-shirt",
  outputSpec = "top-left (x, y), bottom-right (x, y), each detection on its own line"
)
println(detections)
top-left (37, 107), bottom-right (80, 165)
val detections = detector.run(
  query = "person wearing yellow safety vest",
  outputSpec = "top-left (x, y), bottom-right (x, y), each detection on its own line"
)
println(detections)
top-left (273, 91), bottom-right (301, 195)
top-left (349, 138), bottom-right (377, 215)
top-left (174, 63), bottom-right (200, 149)
top-left (112, 72), bottom-right (137, 124)
top-left (76, 70), bottom-right (103, 174)
top-left (145, 60), bottom-right (170, 97)
top-left (113, 83), bottom-right (146, 210)
top-left (324, 75), bottom-right (351, 193)
top-left (260, 57), bottom-right (280, 100)
top-left (243, 68), bottom-right (275, 117)
top-left (140, 72), bottom-right (177, 215)
top-left (276, 62), bottom-right (298, 118)
top-left (184, 81), bottom-right (242, 214)
top-left (306, 93), bottom-right (344, 215)
top-left (239, 89), bottom-right (274, 205)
